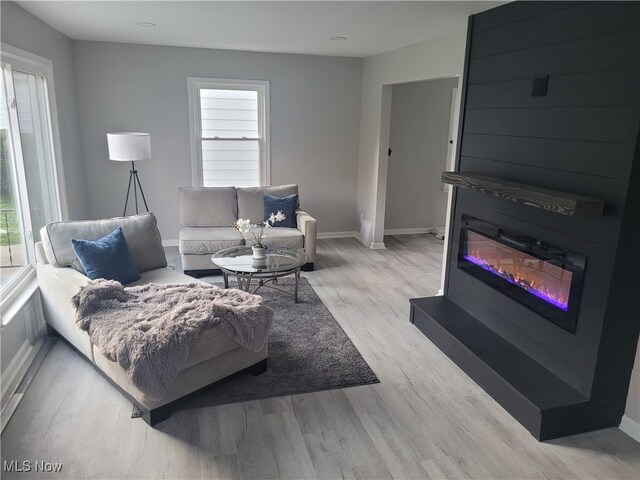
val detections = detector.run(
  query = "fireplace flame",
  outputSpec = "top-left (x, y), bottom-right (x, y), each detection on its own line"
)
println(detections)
top-left (464, 251), bottom-right (570, 311)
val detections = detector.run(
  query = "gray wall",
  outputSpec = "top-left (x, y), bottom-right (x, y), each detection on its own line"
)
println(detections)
top-left (357, 30), bottom-right (468, 246)
top-left (384, 77), bottom-right (458, 230)
top-left (0, 3), bottom-right (83, 405)
top-left (72, 41), bottom-right (362, 239)
top-left (1, 2), bottom-right (88, 220)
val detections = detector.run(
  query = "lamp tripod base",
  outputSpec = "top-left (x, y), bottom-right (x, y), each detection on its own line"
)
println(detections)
top-left (123, 161), bottom-right (149, 216)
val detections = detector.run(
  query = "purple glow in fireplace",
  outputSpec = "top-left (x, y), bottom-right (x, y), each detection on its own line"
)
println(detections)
top-left (463, 253), bottom-right (569, 311)
top-left (463, 231), bottom-right (572, 311)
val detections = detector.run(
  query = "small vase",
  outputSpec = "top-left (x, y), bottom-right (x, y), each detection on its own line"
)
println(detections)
top-left (252, 245), bottom-right (267, 260)
top-left (252, 257), bottom-right (267, 270)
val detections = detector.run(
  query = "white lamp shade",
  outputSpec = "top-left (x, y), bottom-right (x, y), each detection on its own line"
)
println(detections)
top-left (107, 132), bottom-right (151, 162)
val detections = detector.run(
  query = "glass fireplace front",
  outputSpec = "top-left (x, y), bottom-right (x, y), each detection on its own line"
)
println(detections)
top-left (458, 217), bottom-right (585, 333)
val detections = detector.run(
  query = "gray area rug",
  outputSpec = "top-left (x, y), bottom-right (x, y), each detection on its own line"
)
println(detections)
top-left (134, 276), bottom-right (378, 415)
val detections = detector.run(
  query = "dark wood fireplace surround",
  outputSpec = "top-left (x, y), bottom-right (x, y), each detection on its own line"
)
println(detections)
top-left (410, 1), bottom-right (640, 440)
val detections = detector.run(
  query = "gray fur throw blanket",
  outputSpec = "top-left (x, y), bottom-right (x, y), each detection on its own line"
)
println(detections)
top-left (72, 279), bottom-right (273, 401)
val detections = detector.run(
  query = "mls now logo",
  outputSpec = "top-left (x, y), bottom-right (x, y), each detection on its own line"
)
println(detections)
top-left (3, 460), bottom-right (63, 473)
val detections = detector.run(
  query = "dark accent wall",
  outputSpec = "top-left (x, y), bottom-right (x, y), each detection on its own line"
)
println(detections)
top-left (411, 1), bottom-right (640, 439)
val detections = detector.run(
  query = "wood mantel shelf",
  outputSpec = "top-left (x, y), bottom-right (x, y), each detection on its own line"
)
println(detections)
top-left (441, 172), bottom-right (605, 217)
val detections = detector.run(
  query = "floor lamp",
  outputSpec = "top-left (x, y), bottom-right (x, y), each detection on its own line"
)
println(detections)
top-left (107, 132), bottom-right (151, 216)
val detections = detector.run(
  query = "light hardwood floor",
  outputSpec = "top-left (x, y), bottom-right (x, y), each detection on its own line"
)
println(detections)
top-left (2, 235), bottom-right (638, 479)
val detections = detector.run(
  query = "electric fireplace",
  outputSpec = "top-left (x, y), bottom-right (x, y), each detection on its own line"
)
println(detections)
top-left (457, 216), bottom-right (586, 333)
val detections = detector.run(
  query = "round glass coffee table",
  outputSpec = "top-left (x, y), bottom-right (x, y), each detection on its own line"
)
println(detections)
top-left (212, 246), bottom-right (307, 303)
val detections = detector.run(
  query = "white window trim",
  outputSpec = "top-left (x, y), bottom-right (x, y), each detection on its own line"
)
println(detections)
top-left (1, 43), bottom-right (68, 222)
top-left (0, 44), bottom-right (67, 309)
top-left (1, 62), bottom-right (35, 298)
top-left (187, 77), bottom-right (271, 187)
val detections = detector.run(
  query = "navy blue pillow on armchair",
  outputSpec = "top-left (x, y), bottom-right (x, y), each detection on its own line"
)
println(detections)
top-left (263, 193), bottom-right (297, 228)
top-left (71, 227), bottom-right (141, 284)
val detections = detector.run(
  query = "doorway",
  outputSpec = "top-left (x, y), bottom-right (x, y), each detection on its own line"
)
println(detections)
top-left (383, 77), bottom-right (459, 238)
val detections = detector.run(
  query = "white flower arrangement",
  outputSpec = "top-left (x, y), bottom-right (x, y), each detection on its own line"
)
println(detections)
top-left (232, 210), bottom-right (286, 248)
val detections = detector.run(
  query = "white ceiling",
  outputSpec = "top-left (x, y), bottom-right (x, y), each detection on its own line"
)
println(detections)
top-left (16, 1), bottom-right (505, 58)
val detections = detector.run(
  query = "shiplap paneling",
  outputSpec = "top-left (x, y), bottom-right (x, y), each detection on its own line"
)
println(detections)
top-left (432, 1), bottom-right (640, 435)
top-left (460, 133), bottom-right (633, 179)
top-left (471, 2), bottom-right (640, 60)
top-left (463, 106), bottom-right (638, 144)
top-left (468, 29), bottom-right (639, 85)
top-left (471, 1), bottom-right (579, 34)
top-left (466, 69), bottom-right (640, 110)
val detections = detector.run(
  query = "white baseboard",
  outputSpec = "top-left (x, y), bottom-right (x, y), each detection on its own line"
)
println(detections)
top-left (317, 231), bottom-right (359, 240)
top-left (370, 242), bottom-right (387, 250)
top-left (1, 339), bottom-right (41, 410)
top-left (620, 415), bottom-right (640, 442)
top-left (162, 239), bottom-right (179, 247)
top-left (384, 227), bottom-right (443, 235)
top-left (1, 337), bottom-right (47, 432)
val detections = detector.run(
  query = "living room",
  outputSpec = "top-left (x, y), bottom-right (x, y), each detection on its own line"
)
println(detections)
top-left (1, 1), bottom-right (639, 479)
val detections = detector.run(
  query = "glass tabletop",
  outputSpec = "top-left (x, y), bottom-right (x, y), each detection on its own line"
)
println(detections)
top-left (211, 246), bottom-right (307, 274)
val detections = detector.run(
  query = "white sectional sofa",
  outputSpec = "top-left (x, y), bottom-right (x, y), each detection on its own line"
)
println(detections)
top-left (179, 184), bottom-right (317, 275)
top-left (36, 213), bottom-right (268, 425)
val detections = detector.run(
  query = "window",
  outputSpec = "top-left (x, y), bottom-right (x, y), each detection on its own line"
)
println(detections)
top-left (188, 78), bottom-right (270, 187)
top-left (1, 46), bottom-right (64, 300)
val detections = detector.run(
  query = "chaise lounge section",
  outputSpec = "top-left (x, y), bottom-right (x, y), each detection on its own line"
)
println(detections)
top-left (36, 213), bottom-right (268, 425)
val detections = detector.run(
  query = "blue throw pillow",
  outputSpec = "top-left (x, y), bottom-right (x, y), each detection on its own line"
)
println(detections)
top-left (263, 193), bottom-right (297, 228)
top-left (71, 227), bottom-right (141, 284)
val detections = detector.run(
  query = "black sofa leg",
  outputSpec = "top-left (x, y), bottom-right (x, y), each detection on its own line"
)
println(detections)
top-left (137, 403), bottom-right (172, 426)
top-left (184, 269), bottom-right (221, 278)
top-left (301, 262), bottom-right (314, 272)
